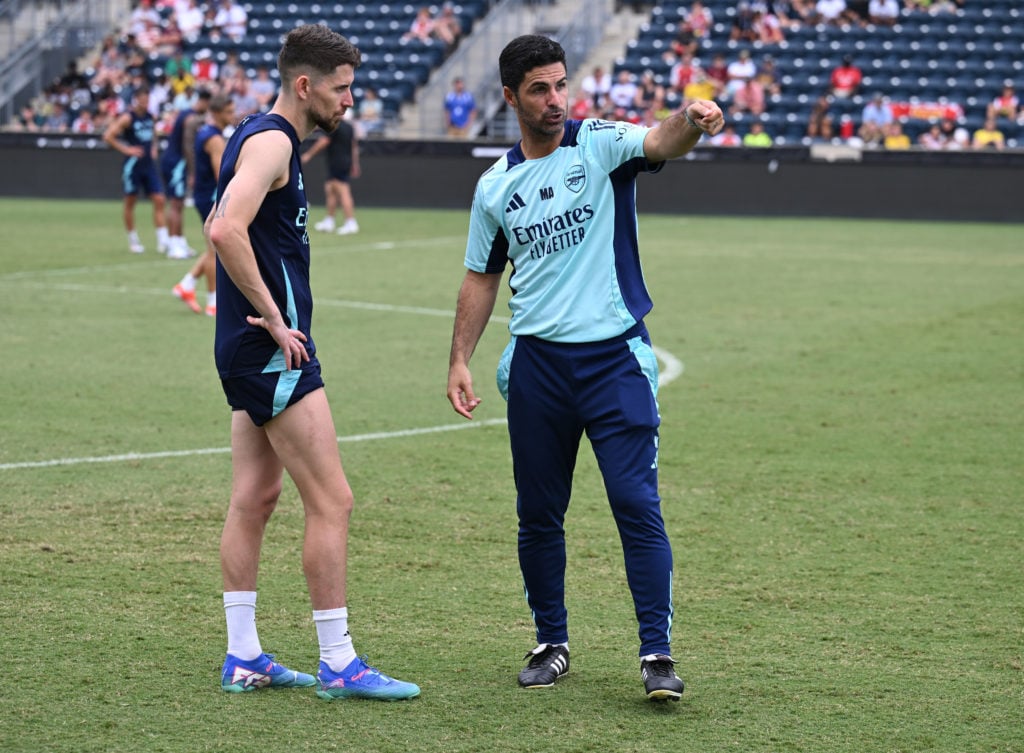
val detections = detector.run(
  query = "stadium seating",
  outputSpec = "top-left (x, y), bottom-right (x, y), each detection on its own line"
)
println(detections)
top-left (614, 0), bottom-right (1023, 147)
top-left (162, 2), bottom-right (491, 121)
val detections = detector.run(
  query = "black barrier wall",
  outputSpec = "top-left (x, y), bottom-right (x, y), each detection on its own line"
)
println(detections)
top-left (1, 138), bottom-right (1022, 222)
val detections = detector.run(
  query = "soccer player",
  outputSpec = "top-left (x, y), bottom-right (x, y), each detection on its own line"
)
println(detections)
top-left (206, 24), bottom-right (419, 701)
top-left (159, 88), bottom-right (211, 259)
top-left (172, 93), bottom-right (235, 316)
top-left (446, 34), bottom-right (723, 702)
top-left (102, 87), bottom-right (169, 255)
top-left (302, 110), bottom-right (360, 235)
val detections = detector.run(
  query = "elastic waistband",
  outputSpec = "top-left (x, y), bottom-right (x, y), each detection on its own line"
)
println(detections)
top-left (520, 320), bottom-right (647, 349)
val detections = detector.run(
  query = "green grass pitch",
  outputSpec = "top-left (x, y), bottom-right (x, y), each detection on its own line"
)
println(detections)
top-left (0, 197), bottom-right (1021, 752)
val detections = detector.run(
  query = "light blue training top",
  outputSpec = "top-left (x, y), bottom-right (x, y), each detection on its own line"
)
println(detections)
top-left (464, 118), bottom-right (663, 343)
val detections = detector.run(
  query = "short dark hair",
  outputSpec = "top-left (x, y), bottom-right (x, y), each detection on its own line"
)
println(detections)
top-left (209, 93), bottom-right (233, 112)
top-left (499, 35), bottom-right (565, 93)
top-left (277, 24), bottom-right (361, 85)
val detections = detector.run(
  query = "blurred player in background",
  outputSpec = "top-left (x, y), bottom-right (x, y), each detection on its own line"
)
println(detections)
top-left (206, 24), bottom-right (418, 701)
top-left (447, 34), bottom-right (723, 702)
top-left (302, 110), bottom-right (360, 235)
top-left (103, 86), bottom-right (169, 254)
top-left (173, 93), bottom-right (235, 316)
top-left (160, 88), bottom-right (211, 259)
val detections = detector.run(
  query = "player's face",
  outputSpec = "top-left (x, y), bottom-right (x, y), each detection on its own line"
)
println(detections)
top-left (308, 64), bottom-right (355, 133)
top-left (215, 103), bottom-right (236, 129)
top-left (508, 62), bottom-right (568, 140)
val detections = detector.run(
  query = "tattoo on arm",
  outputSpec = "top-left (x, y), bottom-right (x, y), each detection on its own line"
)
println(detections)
top-left (214, 192), bottom-right (230, 218)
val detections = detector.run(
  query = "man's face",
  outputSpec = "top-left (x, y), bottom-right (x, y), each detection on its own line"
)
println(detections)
top-left (214, 103), bottom-right (236, 129)
top-left (307, 64), bottom-right (355, 133)
top-left (507, 62), bottom-right (567, 140)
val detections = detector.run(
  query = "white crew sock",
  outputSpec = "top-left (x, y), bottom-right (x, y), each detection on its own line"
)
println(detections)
top-left (156, 226), bottom-right (170, 245)
top-left (313, 607), bottom-right (356, 672)
top-left (179, 272), bottom-right (197, 292)
top-left (224, 591), bottom-right (262, 660)
top-left (206, 290), bottom-right (216, 308)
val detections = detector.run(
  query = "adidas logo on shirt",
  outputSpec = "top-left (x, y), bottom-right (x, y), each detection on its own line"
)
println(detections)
top-left (505, 192), bottom-right (527, 213)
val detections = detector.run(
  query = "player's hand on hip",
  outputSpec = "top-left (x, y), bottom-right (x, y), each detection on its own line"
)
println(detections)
top-left (247, 315), bottom-right (309, 370)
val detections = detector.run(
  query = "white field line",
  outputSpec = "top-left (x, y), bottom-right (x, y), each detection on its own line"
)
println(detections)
top-left (1, 258), bottom-right (684, 471)
top-left (0, 418), bottom-right (511, 471)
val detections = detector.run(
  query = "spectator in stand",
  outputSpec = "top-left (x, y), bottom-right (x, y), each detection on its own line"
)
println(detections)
top-left (357, 87), bottom-right (385, 135)
top-left (814, 0), bottom-right (859, 25)
top-left (773, 0), bottom-right (814, 27)
top-left (683, 68), bottom-right (717, 107)
top-left (918, 122), bottom-right (945, 149)
top-left (71, 107), bottom-right (96, 134)
top-left (830, 55), bottom-right (862, 98)
top-left (219, 50), bottom-right (242, 85)
top-left (742, 121), bottom-right (773, 146)
top-left (43, 102), bottom-right (69, 131)
top-left (710, 123), bottom-right (742, 146)
top-left (987, 84), bottom-right (1019, 122)
top-left (163, 47), bottom-right (192, 80)
top-left (731, 2), bottom-right (758, 42)
top-left (201, 3), bottom-right (218, 36)
top-left (670, 21), bottom-right (698, 58)
top-left (176, 0), bottom-right (204, 43)
top-left (192, 48), bottom-right (219, 86)
top-left (129, 0), bottom-right (161, 38)
top-left (905, 0), bottom-right (962, 13)
top-left (669, 52), bottom-right (699, 97)
top-left (882, 121), bottom-right (910, 149)
top-left (403, 7), bottom-right (435, 42)
top-left (806, 94), bottom-right (834, 140)
top-left (704, 53), bottom-right (729, 99)
top-left (212, 0), bottom-right (247, 42)
top-left (938, 118), bottom-right (969, 149)
top-left (250, 66), bottom-right (278, 111)
top-left (15, 103), bottom-right (43, 131)
top-left (581, 66), bottom-right (613, 111)
top-left (725, 49), bottom-right (757, 105)
top-left (633, 70), bottom-right (665, 113)
top-left (868, 0), bottom-right (900, 25)
top-left (570, 88), bottom-right (595, 120)
top-left (171, 82), bottom-right (196, 113)
top-left (754, 56), bottom-right (781, 98)
top-left (228, 71), bottom-right (260, 119)
top-left (432, 3), bottom-right (462, 49)
top-left (90, 35), bottom-right (126, 89)
top-left (168, 63), bottom-right (197, 102)
top-left (755, 8), bottom-right (786, 43)
top-left (685, 0), bottom-right (714, 38)
top-left (858, 92), bottom-right (892, 144)
top-left (846, 0), bottom-right (871, 22)
top-left (444, 76), bottom-right (476, 138)
top-left (148, 71), bottom-right (172, 116)
top-left (608, 70), bottom-right (639, 115)
top-left (971, 116), bottom-right (1005, 150)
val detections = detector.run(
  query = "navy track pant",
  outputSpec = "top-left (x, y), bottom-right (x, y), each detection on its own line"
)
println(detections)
top-left (499, 321), bottom-right (675, 657)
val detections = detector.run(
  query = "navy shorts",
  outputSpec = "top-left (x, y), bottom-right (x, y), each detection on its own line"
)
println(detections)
top-left (221, 359), bottom-right (324, 427)
top-left (161, 158), bottom-right (187, 200)
top-left (122, 158), bottom-right (164, 197)
top-left (327, 166), bottom-right (351, 182)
